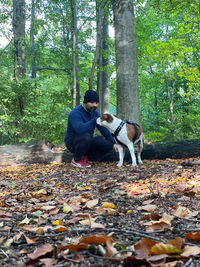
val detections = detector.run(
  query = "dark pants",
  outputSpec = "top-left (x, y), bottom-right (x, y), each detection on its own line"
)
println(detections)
top-left (67, 133), bottom-right (113, 161)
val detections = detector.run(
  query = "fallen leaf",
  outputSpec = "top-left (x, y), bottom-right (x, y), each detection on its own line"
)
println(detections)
top-left (134, 238), bottom-right (158, 260)
top-left (17, 217), bottom-right (30, 226)
top-left (104, 240), bottom-right (121, 262)
top-left (148, 243), bottom-right (182, 255)
top-left (80, 234), bottom-right (114, 245)
top-left (86, 199), bottom-right (98, 209)
top-left (40, 258), bottom-right (58, 267)
top-left (28, 243), bottom-right (54, 259)
top-left (23, 233), bottom-right (36, 244)
top-left (102, 202), bottom-right (117, 209)
top-left (63, 204), bottom-right (73, 214)
top-left (137, 204), bottom-right (157, 212)
top-left (173, 206), bottom-right (189, 217)
top-left (186, 231), bottom-right (200, 241)
top-left (181, 245), bottom-right (200, 257)
top-left (53, 226), bottom-right (68, 233)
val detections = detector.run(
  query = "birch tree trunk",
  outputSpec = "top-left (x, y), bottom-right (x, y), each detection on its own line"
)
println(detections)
top-left (113, 0), bottom-right (141, 124)
top-left (12, 0), bottom-right (26, 115)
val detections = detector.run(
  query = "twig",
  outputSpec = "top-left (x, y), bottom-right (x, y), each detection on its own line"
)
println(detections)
top-left (0, 249), bottom-right (9, 258)
top-left (175, 215), bottom-right (200, 222)
top-left (32, 227), bottom-right (161, 241)
top-left (183, 257), bottom-right (193, 267)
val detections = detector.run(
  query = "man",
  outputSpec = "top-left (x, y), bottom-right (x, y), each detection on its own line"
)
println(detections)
top-left (64, 90), bottom-right (118, 168)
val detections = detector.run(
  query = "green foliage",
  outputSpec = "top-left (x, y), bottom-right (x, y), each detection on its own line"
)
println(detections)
top-left (0, 0), bottom-right (199, 145)
top-left (136, 0), bottom-right (200, 142)
top-left (0, 76), bottom-right (71, 145)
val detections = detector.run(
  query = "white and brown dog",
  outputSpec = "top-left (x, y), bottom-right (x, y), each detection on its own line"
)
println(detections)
top-left (97, 114), bottom-right (144, 167)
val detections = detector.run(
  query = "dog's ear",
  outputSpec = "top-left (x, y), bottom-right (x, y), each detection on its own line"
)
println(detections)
top-left (102, 113), bottom-right (113, 123)
top-left (105, 113), bottom-right (113, 123)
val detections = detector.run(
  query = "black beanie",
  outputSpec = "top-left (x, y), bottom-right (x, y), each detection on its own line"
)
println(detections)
top-left (83, 90), bottom-right (99, 103)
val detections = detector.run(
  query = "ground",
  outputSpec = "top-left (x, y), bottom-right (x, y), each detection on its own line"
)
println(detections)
top-left (0, 157), bottom-right (200, 267)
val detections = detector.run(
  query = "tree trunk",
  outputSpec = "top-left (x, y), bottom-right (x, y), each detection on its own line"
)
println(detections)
top-left (113, 0), bottom-right (141, 124)
top-left (89, 1), bottom-right (104, 90)
top-left (71, 0), bottom-right (77, 108)
top-left (12, 0), bottom-right (26, 115)
top-left (96, 1), bottom-right (103, 113)
top-left (30, 0), bottom-right (36, 78)
top-left (101, 9), bottom-right (110, 114)
top-left (1, 139), bottom-right (200, 167)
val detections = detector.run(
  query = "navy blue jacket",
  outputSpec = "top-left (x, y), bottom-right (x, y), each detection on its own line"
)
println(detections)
top-left (64, 105), bottom-right (116, 147)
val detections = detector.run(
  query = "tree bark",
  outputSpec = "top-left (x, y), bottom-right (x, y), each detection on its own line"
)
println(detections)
top-left (1, 139), bottom-right (200, 167)
top-left (101, 9), bottom-right (110, 114)
top-left (12, 0), bottom-right (26, 115)
top-left (113, 0), bottom-right (141, 124)
top-left (71, 0), bottom-right (77, 108)
top-left (89, 1), bottom-right (104, 90)
top-left (30, 0), bottom-right (36, 78)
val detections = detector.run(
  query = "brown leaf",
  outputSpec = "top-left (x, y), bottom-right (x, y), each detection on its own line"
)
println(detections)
top-left (53, 226), bottom-right (68, 233)
top-left (134, 238), bottom-right (158, 260)
top-left (173, 206), bottom-right (189, 217)
top-left (137, 204), bottom-right (157, 212)
top-left (167, 237), bottom-right (184, 250)
top-left (146, 222), bottom-right (171, 232)
top-left (86, 199), bottom-right (98, 209)
top-left (181, 245), bottom-right (200, 257)
top-left (104, 240), bottom-right (121, 262)
top-left (27, 243), bottom-right (54, 259)
top-left (59, 243), bottom-right (88, 253)
top-left (23, 233), bottom-right (36, 244)
top-left (80, 234), bottom-right (114, 245)
top-left (40, 258), bottom-right (58, 267)
top-left (186, 231), bottom-right (200, 241)
top-left (60, 251), bottom-right (84, 262)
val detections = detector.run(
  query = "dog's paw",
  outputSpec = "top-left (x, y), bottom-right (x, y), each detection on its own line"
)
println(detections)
top-left (117, 163), bottom-right (123, 167)
top-left (138, 160), bottom-right (143, 164)
top-left (131, 162), bottom-right (137, 167)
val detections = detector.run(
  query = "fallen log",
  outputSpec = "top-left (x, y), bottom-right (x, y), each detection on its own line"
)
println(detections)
top-left (0, 139), bottom-right (200, 167)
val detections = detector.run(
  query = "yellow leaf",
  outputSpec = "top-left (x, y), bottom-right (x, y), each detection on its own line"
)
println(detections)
top-left (52, 220), bottom-right (63, 226)
top-left (34, 189), bottom-right (46, 195)
top-left (127, 210), bottom-right (133, 214)
top-left (102, 202), bottom-right (117, 209)
top-left (148, 243), bottom-right (182, 255)
top-left (17, 217), bottom-right (30, 226)
top-left (63, 204), bottom-right (73, 214)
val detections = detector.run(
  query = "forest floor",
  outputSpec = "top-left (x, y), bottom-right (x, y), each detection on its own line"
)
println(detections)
top-left (0, 157), bottom-right (200, 267)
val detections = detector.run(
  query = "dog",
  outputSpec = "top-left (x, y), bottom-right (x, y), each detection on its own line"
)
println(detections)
top-left (96, 113), bottom-right (144, 167)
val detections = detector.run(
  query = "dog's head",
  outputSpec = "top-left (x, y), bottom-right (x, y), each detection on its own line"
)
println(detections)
top-left (96, 113), bottom-right (114, 128)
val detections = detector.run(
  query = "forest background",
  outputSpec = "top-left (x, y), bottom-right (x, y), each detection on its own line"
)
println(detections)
top-left (0, 0), bottom-right (199, 146)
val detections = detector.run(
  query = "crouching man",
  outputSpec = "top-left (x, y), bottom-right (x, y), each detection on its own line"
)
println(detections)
top-left (64, 90), bottom-right (118, 168)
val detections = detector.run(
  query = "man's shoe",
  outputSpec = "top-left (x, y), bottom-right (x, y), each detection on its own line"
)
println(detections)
top-left (71, 158), bottom-right (91, 168)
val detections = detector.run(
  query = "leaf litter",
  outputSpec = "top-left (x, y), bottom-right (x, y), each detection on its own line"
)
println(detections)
top-left (0, 157), bottom-right (200, 266)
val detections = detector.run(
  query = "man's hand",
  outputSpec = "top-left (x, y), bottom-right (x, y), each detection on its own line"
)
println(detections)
top-left (113, 144), bottom-right (118, 152)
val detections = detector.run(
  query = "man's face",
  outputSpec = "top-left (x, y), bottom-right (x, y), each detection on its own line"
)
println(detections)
top-left (85, 102), bottom-right (99, 113)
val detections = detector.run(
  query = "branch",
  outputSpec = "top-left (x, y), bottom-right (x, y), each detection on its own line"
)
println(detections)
top-left (36, 66), bottom-right (68, 72)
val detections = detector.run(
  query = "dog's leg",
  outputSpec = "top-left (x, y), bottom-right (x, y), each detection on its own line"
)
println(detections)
top-left (116, 144), bottom-right (124, 167)
top-left (137, 134), bottom-right (143, 164)
top-left (127, 143), bottom-right (137, 166)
